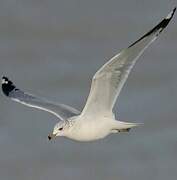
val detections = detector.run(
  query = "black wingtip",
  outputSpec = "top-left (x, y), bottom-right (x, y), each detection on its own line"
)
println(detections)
top-left (128, 8), bottom-right (176, 48)
top-left (157, 7), bottom-right (176, 33)
top-left (166, 7), bottom-right (176, 20)
top-left (1, 76), bottom-right (16, 96)
top-left (173, 7), bottom-right (176, 13)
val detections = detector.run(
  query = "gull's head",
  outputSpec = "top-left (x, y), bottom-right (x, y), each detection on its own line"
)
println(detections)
top-left (48, 121), bottom-right (70, 140)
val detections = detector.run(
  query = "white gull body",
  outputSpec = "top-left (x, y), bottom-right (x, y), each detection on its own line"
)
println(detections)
top-left (2, 8), bottom-right (176, 142)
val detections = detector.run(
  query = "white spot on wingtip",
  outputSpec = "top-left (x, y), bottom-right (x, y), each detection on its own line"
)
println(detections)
top-left (166, 11), bottom-right (173, 19)
top-left (2, 78), bottom-right (8, 84)
top-left (166, 8), bottom-right (176, 19)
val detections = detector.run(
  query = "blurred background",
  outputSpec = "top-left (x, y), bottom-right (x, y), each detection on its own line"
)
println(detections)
top-left (0, 0), bottom-right (177, 180)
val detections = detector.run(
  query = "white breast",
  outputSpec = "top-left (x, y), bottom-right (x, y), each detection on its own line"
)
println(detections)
top-left (67, 116), bottom-right (113, 141)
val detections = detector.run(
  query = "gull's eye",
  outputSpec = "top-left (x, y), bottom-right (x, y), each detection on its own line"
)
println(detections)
top-left (59, 127), bottom-right (63, 131)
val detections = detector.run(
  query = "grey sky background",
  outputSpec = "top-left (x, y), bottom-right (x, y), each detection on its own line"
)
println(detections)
top-left (0, 0), bottom-right (177, 180)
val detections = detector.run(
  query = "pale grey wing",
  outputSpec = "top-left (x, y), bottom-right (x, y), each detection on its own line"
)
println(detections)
top-left (2, 77), bottom-right (80, 120)
top-left (81, 8), bottom-right (176, 117)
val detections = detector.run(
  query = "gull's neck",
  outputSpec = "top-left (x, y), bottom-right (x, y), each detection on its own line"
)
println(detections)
top-left (65, 116), bottom-right (77, 128)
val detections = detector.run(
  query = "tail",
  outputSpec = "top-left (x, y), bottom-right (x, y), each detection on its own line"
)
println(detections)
top-left (116, 121), bottom-right (142, 130)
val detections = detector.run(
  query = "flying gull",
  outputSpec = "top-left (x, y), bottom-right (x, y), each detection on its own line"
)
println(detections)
top-left (2, 8), bottom-right (176, 142)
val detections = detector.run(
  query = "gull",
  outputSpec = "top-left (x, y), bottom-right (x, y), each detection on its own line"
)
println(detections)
top-left (2, 8), bottom-right (176, 142)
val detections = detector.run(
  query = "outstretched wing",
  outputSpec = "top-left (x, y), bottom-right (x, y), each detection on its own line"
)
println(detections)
top-left (81, 8), bottom-right (176, 117)
top-left (2, 77), bottom-right (80, 120)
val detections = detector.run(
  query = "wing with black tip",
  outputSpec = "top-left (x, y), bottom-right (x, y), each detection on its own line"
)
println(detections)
top-left (2, 77), bottom-right (80, 120)
top-left (81, 8), bottom-right (176, 117)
